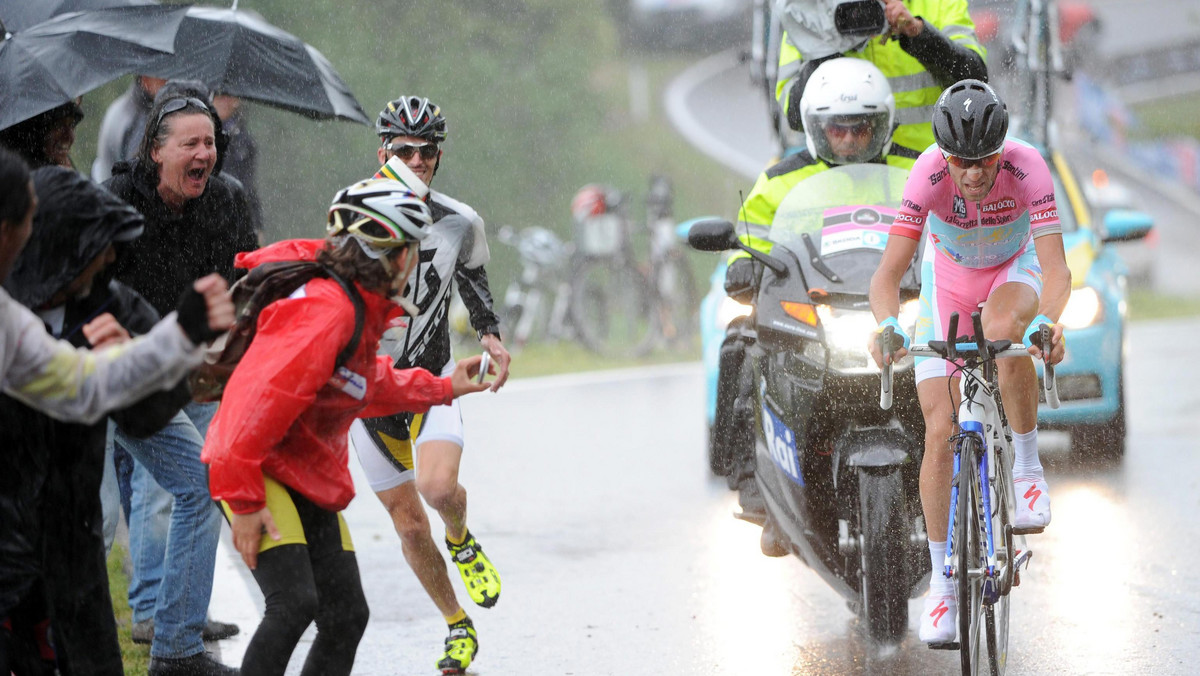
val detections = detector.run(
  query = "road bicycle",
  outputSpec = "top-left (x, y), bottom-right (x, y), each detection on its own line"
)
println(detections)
top-left (880, 311), bottom-right (1059, 675)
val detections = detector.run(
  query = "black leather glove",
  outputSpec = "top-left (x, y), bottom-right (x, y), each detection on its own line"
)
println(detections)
top-left (175, 286), bottom-right (223, 346)
top-left (724, 257), bottom-right (762, 305)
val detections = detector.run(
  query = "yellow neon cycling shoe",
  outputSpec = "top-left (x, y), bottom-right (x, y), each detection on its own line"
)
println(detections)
top-left (437, 618), bottom-right (478, 675)
top-left (446, 530), bottom-right (501, 608)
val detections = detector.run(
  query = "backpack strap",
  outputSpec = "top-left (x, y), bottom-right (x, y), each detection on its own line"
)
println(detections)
top-left (324, 268), bottom-right (366, 370)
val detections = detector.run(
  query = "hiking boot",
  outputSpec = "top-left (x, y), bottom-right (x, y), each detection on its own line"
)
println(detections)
top-left (918, 594), bottom-right (957, 643)
top-left (1013, 477), bottom-right (1051, 533)
top-left (148, 651), bottom-right (238, 676)
top-left (129, 617), bottom-right (240, 644)
top-left (446, 531), bottom-right (501, 608)
top-left (436, 618), bottom-right (479, 675)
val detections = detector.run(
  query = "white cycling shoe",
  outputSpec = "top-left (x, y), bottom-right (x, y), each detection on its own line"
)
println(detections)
top-left (919, 593), bottom-right (957, 643)
top-left (1014, 477), bottom-right (1052, 532)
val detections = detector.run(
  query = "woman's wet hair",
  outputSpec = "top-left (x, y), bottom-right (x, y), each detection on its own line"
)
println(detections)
top-left (316, 238), bottom-right (402, 293)
top-left (0, 148), bottom-right (33, 227)
top-left (0, 101), bottom-right (83, 169)
top-left (134, 80), bottom-right (227, 174)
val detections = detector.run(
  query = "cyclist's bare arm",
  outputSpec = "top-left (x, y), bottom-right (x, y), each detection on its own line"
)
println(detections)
top-left (1030, 233), bottom-right (1071, 364)
top-left (868, 233), bottom-right (919, 367)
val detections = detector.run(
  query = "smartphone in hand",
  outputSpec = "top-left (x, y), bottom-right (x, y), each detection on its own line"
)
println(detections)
top-left (476, 351), bottom-right (492, 384)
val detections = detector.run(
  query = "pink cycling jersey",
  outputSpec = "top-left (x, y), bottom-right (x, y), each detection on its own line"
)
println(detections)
top-left (890, 138), bottom-right (1061, 268)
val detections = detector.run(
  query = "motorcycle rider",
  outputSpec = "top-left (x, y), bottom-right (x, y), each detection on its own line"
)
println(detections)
top-left (776, 0), bottom-right (987, 159)
top-left (347, 95), bottom-right (508, 674)
top-left (716, 58), bottom-right (908, 531)
top-left (867, 79), bottom-right (1068, 643)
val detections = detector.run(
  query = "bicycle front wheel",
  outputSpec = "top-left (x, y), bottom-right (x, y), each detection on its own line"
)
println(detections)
top-left (570, 259), bottom-right (656, 357)
top-left (957, 437), bottom-right (986, 675)
top-left (985, 440), bottom-right (1016, 675)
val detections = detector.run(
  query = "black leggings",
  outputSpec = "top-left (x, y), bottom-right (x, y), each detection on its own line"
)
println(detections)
top-left (240, 488), bottom-right (369, 676)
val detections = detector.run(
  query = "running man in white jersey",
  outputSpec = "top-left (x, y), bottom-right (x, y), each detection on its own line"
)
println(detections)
top-left (347, 96), bottom-right (510, 675)
top-left (867, 80), bottom-right (1069, 643)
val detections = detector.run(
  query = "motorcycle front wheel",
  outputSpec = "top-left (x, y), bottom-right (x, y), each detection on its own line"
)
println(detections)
top-left (857, 466), bottom-right (909, 643)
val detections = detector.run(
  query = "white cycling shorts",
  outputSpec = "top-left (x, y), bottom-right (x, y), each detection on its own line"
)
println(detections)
top-left (350, 360), bottom-right (464, 492)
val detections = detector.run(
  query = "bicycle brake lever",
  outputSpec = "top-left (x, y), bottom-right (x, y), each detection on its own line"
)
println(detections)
top-left (1039, 324), bottom-right (1060, 409)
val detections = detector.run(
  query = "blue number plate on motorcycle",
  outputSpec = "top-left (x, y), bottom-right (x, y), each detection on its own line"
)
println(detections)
top-left (762, 400), bottom-right (804, 486)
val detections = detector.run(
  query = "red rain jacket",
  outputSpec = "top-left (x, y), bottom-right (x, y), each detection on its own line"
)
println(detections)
top-left (201, 239), bottom-right (452, 514)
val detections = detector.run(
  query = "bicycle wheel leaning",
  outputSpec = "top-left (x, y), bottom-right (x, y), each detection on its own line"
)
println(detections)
top-left (652, 251), bottom-right (699, 347)
top-left (956, 436), bottom-right (986, 675)
top-left (570, 258), bottom-right (657, 357)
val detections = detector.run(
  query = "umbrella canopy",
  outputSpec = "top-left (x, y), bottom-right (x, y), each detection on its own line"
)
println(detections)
top-left (137, 7), bottom-right (369, 124)
top-left (0, 0), bottom-right (157, 34)
top-left (0, 4), bottom-right (187, 130)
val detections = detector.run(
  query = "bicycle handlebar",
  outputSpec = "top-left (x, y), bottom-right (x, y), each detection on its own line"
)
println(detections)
top-left (876, 314), bottom-right (1061, 410)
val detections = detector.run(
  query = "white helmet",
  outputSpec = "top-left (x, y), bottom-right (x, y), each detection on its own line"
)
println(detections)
top-left (800, 58), bottom-right (896, 165)
top-left (327, 178), bottom-right (431, 260)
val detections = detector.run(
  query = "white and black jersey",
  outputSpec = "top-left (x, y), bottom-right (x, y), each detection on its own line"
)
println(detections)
top-left (377, 191), bottom-right (500, 372)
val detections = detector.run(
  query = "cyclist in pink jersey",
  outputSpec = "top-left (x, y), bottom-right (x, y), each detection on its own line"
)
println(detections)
top-left (867, 80), bottom-right (1070, 643)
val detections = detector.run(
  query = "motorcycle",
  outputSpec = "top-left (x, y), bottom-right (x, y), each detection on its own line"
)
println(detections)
top-left (690, 163), bottom-right (927, 643)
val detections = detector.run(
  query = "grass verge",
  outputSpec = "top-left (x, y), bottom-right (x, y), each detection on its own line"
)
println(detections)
top-left (1128, 288), bottom-right (1200, 322)
top-left (1128, 93), bottom-right (1200, 141)
top-left (108, 545), bottom-right (151, 675)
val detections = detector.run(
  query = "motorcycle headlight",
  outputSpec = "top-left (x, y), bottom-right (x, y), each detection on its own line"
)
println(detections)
top-left (715, 296), bottom-right (753, 330)
top-left (815, 299), bottom-right (919, 373)
top-left (1059, 287), bottom-right (1103, 329)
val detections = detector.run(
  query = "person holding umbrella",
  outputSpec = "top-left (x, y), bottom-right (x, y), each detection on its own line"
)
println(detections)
top-left (102, 82), bottom-right (255, 676)
top-left (0, 98), bottom-right (83, 169)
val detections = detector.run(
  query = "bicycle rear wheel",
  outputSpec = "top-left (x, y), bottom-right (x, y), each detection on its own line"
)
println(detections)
top-left (956, 437), bottom-right (986, 675)
top-left (570, 258), bottom-right (656, 357)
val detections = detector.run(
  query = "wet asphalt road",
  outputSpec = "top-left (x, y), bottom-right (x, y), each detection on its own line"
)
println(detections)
top-left (205, 323), bottom-right (1200, 675)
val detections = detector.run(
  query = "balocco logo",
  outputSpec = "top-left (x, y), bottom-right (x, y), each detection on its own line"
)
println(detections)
top-left (981, 198), bottom-right (1016, 213)
top-left (1031, 209), bottom-right (1058, 221)
top-left (895, 213), bottom-right (922, 224)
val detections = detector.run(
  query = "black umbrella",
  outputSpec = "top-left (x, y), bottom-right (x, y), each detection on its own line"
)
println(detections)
top-left (136, 6), bottom-right (370, 124)
top-left (0, 4), bottom-right (187, 130)
top-left (0, 0), bottom-right (157, 34)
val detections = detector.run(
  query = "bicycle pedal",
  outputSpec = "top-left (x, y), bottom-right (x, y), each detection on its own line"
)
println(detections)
top-left (927, 641), bottom-right (960, 651)
top-left (1013, 526), bottom-right (1045, 535)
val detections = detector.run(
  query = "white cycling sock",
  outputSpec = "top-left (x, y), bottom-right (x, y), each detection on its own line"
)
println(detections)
top-left (929, 540), bottom-right (953, 596)
top-left (1011, 428), bottom-right (1043, 480)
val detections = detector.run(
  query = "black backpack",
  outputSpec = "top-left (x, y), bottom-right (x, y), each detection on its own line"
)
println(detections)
top-left (189, 261), bottom-right (365, 402)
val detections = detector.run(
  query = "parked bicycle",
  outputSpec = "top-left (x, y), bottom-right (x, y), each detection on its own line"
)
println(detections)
top-left (879, 311), bottom-right (1059, 675)
top-left (568, 184), bottom-right (657, 357)
top-left (644, 175), bottom-right (699, 349)
top-left (496, 225), bottom-right (576, 351)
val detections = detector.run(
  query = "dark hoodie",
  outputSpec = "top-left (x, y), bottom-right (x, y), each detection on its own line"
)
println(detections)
top-left (0, 168), bottom-right (189, 675)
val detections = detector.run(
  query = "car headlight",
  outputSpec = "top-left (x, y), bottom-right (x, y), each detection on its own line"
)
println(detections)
top-left (715, 296), bottom-right (752, 330)
top-left (1059, 287), bottom-right (1103, 329)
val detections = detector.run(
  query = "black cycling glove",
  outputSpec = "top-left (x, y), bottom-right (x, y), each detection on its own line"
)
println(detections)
top-left (175, 285), bottom-right (223, 346)
top-left (724, 257), bottom-right (762, 305)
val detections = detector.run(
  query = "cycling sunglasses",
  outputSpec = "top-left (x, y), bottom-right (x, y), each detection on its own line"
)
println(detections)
top-left (385, 141), bottom-right (440, 161)
top-left (942, 149), bottom-right (1003, 169)
top-left (155, 97), bottom-right (210, 127)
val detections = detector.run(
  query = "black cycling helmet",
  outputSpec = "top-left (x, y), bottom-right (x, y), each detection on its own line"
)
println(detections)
top-left (932, 79), bottom-right (1008, 160)
top-left (376, 96), bottom-right (447, 143)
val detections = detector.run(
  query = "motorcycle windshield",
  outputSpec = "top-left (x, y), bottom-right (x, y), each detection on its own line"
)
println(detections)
top-left (770, 164), bottom-right (913, 296)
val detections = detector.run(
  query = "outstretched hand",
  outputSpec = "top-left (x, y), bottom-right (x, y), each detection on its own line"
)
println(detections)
top-left (449, 355), bottom-right (494, 398)
top-left (196, 273), bottom-right (234, 334)
top-left (479, 333), bottom-right (511, 392)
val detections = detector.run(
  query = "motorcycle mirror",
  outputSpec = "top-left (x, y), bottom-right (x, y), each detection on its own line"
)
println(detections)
top-left (686, 218), bottom-right (738, 252)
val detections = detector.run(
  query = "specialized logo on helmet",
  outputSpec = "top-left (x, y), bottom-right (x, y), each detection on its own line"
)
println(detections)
top-left (964, 98), bottom-right (973, 112)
